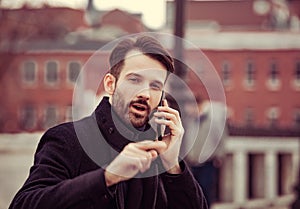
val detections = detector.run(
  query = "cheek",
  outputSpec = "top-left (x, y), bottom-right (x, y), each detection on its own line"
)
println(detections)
top-left (116, 83), bottom-right (138, 101)
top-left (150, 91), bottom-right (163, 108)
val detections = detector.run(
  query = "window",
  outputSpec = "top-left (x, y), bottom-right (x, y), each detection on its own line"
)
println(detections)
top-left (244, 107), bottom-right (254, 126)
top-left (266, 106), bottom-right (280, 127)
top-left (245, 60), bottom-right (255, 87)
top-left (295, 61), bottom-right (300, 81)
top-left (45, 61), bottom-right (58, 85)
top-left (266, 60), bottom-right (281, 90)
top-left (22, 61), bottom-right (36, 84)
top-left (221, 61), bottom-right (231, 85)
top-left (293, 108), bottom-right (300, 128)
top-left (44, 105), bottom-right (58, 129)
top-left (67, 61), bottom-right (81, 84)
top-left (292, 60), bottom-right (300, 89)
top-left (65, 106), bottom-right (73, 122)
top-left (20, 105), bottom-right (36, 130)
top-left (270, 61), bottom-right (279, 82)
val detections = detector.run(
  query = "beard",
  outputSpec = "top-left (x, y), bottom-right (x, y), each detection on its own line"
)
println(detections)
top-left (112, 91), bottom-right (151, 128)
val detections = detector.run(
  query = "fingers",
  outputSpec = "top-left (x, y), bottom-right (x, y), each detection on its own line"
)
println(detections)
top-left (153, 103), bottom-right (183, 137)
top-left (124, 143), bottom-right (153, 158)
top-left (106, 140), bottom-right (170, 185)
top-left (122, 144), bottom-right (153, 173)
top-left (154, 112), bottom-right (178, 131)
top-left (157, 99), bottom-right (181, 122)
top-left (121, 141), bottom-right (167, 173)
top-left (154, 100), bottom-right (181, 125)
top-left (135, 140), bottom-right (167, 151)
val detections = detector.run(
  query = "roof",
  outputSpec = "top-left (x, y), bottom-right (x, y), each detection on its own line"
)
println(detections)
top-left (228, 125), bottom-right (300, 137)
top-left (186, 31), bottom-right (300, 50)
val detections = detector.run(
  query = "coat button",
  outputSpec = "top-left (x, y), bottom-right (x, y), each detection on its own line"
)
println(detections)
top-left (108, 127), bottom-right (114, 134)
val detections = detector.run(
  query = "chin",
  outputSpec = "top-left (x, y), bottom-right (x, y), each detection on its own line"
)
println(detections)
top-left (130, 115), bottom-right (148, 128)
top-left (131, 120), bottom-right (146, 128)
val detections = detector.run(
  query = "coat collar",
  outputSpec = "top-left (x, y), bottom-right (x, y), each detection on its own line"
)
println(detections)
top-left (94, 97), bottom-right (156, 152)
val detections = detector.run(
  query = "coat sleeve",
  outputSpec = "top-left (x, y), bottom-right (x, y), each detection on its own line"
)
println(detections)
top-left (9, 124), bottom-right (114, 209)
top-left (160, 160), bottom-right (208, 209)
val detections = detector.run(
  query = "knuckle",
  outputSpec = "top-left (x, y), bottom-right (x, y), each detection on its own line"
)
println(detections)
top-left (126, 143), bottom-right (134, 149)
top-left (174, 110), bottom-right (179, 116)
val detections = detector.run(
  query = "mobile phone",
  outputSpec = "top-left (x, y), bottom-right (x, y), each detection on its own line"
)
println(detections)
top-left (157, 91), bottom-right (165, 141)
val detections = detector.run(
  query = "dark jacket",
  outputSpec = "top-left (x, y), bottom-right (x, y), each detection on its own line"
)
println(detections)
top-left (9, 97), bottom-right (207, 209)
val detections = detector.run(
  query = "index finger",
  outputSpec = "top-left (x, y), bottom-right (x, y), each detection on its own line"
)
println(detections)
top-left (158, 100), bottom-right (181, 122)
top-left (135, 140), bottom-right (167, 151)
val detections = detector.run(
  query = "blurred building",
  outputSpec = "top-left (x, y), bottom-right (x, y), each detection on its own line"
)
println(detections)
top-left (163, 0), bottom-right (300, 136)
top-left (1, 0), bottom-right (300, 134)
top-left (185, 37), bottom-right (300, 136)
top-left (0, 2), bottom-right (145, 133)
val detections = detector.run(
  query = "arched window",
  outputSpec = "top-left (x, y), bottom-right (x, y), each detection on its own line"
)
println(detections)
top-left (67, 61), bottom-right (81, 84)
top-left (22, 61), bottom-right (37, 84)
top-left (45, 61), bottom-right (59, 85)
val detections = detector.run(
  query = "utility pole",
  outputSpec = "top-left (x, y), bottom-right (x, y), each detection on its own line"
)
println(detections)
top-left (170, 0), bottom-right (187, 106)
top-left (171, 0), bottom-right (190, 153)
top-left (173, 0), bottom-right (186, 78)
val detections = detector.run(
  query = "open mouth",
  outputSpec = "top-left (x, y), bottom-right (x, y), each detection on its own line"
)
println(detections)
top-left (131, 103), bottom-right (148, 115)
top-left (132, 104), bottom-right (146, 111)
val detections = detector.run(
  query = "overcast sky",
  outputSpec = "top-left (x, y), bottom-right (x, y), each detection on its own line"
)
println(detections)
top-left (0, 0), bottom-right (166, 29)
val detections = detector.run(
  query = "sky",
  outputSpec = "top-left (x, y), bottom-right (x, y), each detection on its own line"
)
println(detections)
top-left (0, 0), bottom-right (166, 29)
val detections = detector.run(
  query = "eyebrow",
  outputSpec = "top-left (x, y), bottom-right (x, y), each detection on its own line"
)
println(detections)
top-left (126, 73), bottom-right (142, 79)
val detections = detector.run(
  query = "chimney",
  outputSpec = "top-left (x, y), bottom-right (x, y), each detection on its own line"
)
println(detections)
top-left (85, 0), bottom-right (100, 27)
top-left (87, 0), bottom-right (96, 12)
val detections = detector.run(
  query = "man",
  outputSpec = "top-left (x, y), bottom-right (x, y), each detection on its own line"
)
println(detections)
top-left (9, 35), bottom-right (207, 209)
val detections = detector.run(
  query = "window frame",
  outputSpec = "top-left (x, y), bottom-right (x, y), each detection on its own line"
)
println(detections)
top-left (266, 106), bottom-right (280, 128)
top-left (221, 61), bottom-right (231, 86)
top-left (21, 60), bottom-right (37, 86)
top-left (67, 61), bottom-right (81, 85)
top-left (266, 59), bottom-right (281, 91)
top-left (243, 59), bottom-right (256, 90)
top-left (43, 105), bottom-right (58, 129)
top-left (19, 104), bottom-right (37, 130)
top-left (44, 60), bottom-right (59, 86)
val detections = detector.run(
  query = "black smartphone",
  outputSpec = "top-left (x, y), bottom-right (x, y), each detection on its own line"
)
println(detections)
top-left (157, 91), bottom-right (165, 141)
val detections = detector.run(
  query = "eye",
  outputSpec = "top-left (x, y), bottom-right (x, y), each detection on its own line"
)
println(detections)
top-left (150, 82), bottom-right (162, 91)
top-left (128, 76), bottom-right (141, 83)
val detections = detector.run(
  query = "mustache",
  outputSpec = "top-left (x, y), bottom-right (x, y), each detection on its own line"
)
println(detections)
top-left (129, 99), bottom-right (150, 109)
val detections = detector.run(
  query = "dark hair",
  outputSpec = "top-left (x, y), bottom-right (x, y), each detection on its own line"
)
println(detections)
top-left (109, 35), bottom-right (174, 80)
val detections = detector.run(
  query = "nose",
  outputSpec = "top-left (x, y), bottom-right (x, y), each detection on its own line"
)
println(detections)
top-left (136, 87), bottom-right (150, 100)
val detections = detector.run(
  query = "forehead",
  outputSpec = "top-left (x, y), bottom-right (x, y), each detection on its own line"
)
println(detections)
top-left (119, 50), bottom-right (167, 80)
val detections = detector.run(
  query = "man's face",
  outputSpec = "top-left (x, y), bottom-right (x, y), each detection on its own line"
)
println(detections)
top-left (111, 50), bottom-right (167, 128)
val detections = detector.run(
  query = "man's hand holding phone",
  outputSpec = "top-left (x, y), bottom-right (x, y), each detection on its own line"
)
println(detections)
top-left (154, 99), bottom-right (184, 174)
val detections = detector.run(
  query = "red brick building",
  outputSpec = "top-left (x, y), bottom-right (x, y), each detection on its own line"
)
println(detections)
top-left (0, 51), bottom-right (86, 132)
top-left (0, 5), bottom-right (145, 133)
top-left (188, 45), bottom-right (300, 131)
top-left (165, 0), bottom-right (300, 135)
top-left (1, 1), bottom-right (300, 134)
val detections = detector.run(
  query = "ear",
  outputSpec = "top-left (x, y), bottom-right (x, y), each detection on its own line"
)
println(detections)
top-left (104, 73), bottom-right (116, 95)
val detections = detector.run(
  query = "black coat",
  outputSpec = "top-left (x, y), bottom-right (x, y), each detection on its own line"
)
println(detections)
top-left (9, 97), bottom-right (207, 209)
